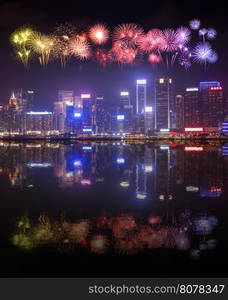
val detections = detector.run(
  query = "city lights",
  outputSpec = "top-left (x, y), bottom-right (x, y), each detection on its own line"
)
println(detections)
top-left (116, 157), bottom-right (125, 164)
top-left (27, 111), bottom-right (52, 115)
top-left (117, 115), bottom-right (125, 120)
top-left (81, 94), bottom-right (91, 99)
top-left (185, 146), bottom-right (204, 151)
top-left (185, 127), bottom-right (203, 132)
top-left (145, 106), bottom-right (153, 112)
top-left (74, 112), bottom-right (81, 118)
top-left (136, 79), bottom-right (147, 84)
top-left (82, 128), bottom-right (92, 132)
top-left (82, 146), bottom-right (92, 150)
top-left (160, 128), bottom-right (170, 132)
top-left (186, 87), bottom-right (199, 91)
top-left (120, 91), bottom-right (129, 96)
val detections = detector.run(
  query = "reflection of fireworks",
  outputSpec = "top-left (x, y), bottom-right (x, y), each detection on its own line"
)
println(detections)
top-left (89, 24), bottom-right (109, 45)
top-left (112, 215), bottom-right (137, 238)
top-left (69, 38), bottom-right (91, 60)
top-left (90, 234), bottom-right (109, 254)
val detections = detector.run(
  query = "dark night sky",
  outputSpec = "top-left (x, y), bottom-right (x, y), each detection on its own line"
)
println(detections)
top-left (0, 0), bottom-right (227, 110)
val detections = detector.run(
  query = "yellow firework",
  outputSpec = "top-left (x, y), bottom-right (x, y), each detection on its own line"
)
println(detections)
top-left (11, 27), bottom-right (35, 67)
top-left (31, 33), bottom-right (56, 66)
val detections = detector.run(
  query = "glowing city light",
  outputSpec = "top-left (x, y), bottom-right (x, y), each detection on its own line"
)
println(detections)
top-left (145, 106), bottom-right (153, 112)
top-left (81, 94), bottom-right (91, 99)
top-left (120, 181), bottom-right (130, 188)
top-left (82, 146), bottom-right (92, 150)
top-left (186, 88), bottom-right (199, 92)
top-left (160, 129), bottom-right (170, 132)
top-left (74, 160), bottom-right (82, 166)
top-left (82, 128), bottom-right (92, 132)
top-left (117, 115), bottom-right (125, 120)
top-left (136, 79), bottom-right (147, 84)
top-left (120, 91), bottom-right (129, 96)
top-left (117, 157), bottom-right (125, 164)
top-left (74, 112), bottom-right (81, 117)
top-left (185, 146), bottom-right (204, 151)
top-left (185, 128), bottom-right (203, 132)
top-left (27, 111), bottom-right (52, 115)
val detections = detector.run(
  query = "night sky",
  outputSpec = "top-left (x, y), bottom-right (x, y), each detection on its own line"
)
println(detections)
top-left (0, 0), bottom-right (227, 110)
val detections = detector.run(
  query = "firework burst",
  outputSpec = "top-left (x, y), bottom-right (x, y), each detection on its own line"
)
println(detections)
top-left (159, 29), bottom-right (179, 52)
top-left (88, 23), bottom-right (109, 45)
top-left (113, 23), bottom-right (144, 47)
top-left (193, 42), bottom-right (216, 66)
top-left (31, 33), bottom-right (56, 66)
top-left (138, 29), bottom-right (163, 52)
top-left (176, 27), bottom-right (191, 45)
top-left (11, 27), bottom-right (35, 67)
top-left (69, 38), bottom-right (91, 60)
top-left (189, 19), bottom-right (201, 30)
top-left (94, 48), bottom-right (113, 67)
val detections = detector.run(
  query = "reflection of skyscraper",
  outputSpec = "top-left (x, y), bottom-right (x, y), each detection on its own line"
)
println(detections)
top-left (154, 145), bottom-right (175, 202)
top-left (155, 78), bottom-right (173, 130)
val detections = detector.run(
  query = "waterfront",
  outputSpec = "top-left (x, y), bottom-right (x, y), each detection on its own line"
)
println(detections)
top-left (0, 141), bottom-right (227, 277)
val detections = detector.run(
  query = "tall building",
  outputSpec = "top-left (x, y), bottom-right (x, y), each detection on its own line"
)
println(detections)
top-left (120, 91), bottom-right (130, 108)
top-left (184, 88), bottom-right (200, 127)
top-left (199, 81), bottom-right (222, 128)
top-left (144, 106), bottom-right (153, 134)
top-left (81, 94), bottom-right (93, 132)
top-left (94, 95), bottom-right (106, 134)
top-left (26, 111), bottom-right (53, 134)
top-left (24, 90), bottom-right (35, 111)
top-left (136, 79), bottom-right (147, 114)
top-left (155, 77), bottom-right (173, 130)
top-left (175, 94), bottom-right (184, 130)
top-left (58, 90), bottom-right (74, 103)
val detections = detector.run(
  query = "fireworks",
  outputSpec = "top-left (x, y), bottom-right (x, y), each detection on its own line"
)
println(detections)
top-left (113, 23), bottom-right (144, 47)
top-left (189, 19), bottom-right (201, 30)
top-left (90, 234), bottom-right (109, 254)
top-left (31, 33), bottom-right (56, 66)
top-left (11, 27), bottom-right (35, 67)
top-left (207, 28), bottom-right (217, 40)
top-left (193, 42), bottom-right (213, 64)
top-left (176, 27), bottom-right (191, 45)
top-left (10, 18), bottom-right (218, 70)
top-left (159, 29), bottom-right (179, 52)
top-left (89, 23), bottom-right (109, 45)
top-left (69, 38), bottom-right (91, 60)
top-left (138, 29), bottom-right (162, 52)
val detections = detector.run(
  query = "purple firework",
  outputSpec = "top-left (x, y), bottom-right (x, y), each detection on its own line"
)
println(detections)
top-left (176, 27), bottom-right (191, 45)
top-left (199, 28), bottom-right (208, 36)
top-left (207, 28), bottom-right (217, 40)
top-left (159, 29), bottom-right (179, 52)
top-left (189, 19), bottom-right (201, 30)
top-left (193, 42), bottom-right (213, 64)
top-left (208, 51), bottom-right (218, 63)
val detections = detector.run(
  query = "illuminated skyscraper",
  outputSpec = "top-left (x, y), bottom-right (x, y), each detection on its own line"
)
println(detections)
top-left (26, 111), bottom-right (53, 134)
top-left (155, 77), bottom-right (173, 130)
top-left (58, 90), bottom-right (74, 103)
top-left (136, 79), bottom-right (147, 114)
top-left (175, 94), bottom-right (184, 130)
top-left (199, 81), bottom-right (223, 128)
top-left (184, 88), bottom-right (200, 127)
top-left (81, 94), bottom-right (93, 132)
top-left (94, 95), bottom-right (106, 134)
top-left (120, 91), bottom-right (130, 108)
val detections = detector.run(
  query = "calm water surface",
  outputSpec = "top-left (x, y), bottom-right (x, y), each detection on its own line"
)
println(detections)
top-left (0, 141), bottom-right (227, 277)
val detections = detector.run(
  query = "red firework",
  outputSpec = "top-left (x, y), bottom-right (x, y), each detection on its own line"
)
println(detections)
top-left (88, 23), bottom-right (109, 45)
top-left (138, 29), bottom-right (163, 53)
top-left (112, 42), bottom-right (138, 65)
top-left (159, 29), bottom-right (179, 52)
top-left (148, 53), bottom-right (162, 66)
top-left (69, 38), bottom-right (91, 60)
top-left (94, 49), bottom-right (113, 67)
top-left (113, 23), bottom-right (144, 46)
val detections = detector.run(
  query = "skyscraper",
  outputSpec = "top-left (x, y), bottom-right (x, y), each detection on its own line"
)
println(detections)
top-left (94, 95), bottom-right (106, 134)
top-left (81, 94), bottom-right (93, 132)
top-left (155, 77), bottom-right (173, 130)
top-left (175, 94), bottom-right (184, 130)
top-left (120, 91), bottom-right (130, 108)
top-left (184, 88), bottom-right (200, 128)
top-left (136, 79), bottom-right (147, 114)
top-left (199, 81), bottom-right (222, 128)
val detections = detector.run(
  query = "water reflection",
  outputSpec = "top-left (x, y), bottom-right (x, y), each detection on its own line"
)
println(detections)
top-left (0, 141), bottom-right (227, 276)
top-left (12, 212), bottom-right (218, 260)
